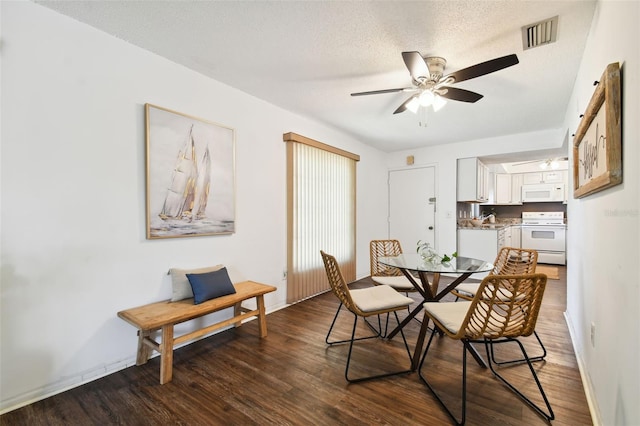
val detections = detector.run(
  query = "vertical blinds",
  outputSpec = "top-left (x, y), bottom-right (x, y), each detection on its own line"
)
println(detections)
top-left (284, 133), bottom-right (359, 304)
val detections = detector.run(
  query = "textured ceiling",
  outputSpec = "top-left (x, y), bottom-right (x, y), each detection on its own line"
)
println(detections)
top-left (37, 1), bottom-right (596, 156)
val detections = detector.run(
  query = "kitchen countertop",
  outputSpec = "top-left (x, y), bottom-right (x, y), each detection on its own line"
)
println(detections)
top-left (458, 224), bottom-right (511, 230)
top-left (457, 220), bottom-right (521, 230)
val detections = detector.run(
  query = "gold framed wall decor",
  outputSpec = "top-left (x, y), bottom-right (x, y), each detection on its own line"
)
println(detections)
top-left (572, 62), bottom-right (622, 199)
top-left (145, 104), bottom-right (235, 239)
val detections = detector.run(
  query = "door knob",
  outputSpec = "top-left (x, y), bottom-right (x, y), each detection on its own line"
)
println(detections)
top-left (428, 226), bottom-right (434, 230)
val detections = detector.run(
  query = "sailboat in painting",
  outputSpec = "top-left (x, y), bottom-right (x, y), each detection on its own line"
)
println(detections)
top-left (159, 125), bottom-right (211, 221)
top-left (194, 146), bottom-right (211, 219)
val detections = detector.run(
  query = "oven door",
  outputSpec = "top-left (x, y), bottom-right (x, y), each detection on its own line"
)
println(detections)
top-left (521, 225), bottom-right (566, 252)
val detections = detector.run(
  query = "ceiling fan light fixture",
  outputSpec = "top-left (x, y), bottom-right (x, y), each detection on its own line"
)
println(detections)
top-left (406, 96), bottom-right (420, 113)
top-left (419, 90), bottom-right (435, 107)
top-left (432, 94), bottom-right (447, 111)
top-left (538, 159), bottom-right (560, 169)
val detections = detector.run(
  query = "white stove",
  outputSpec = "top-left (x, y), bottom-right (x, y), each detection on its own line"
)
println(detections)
top-left (522, 211), bottom-right (565, 226)
top-left (521, 212), bottom-right (566, 265)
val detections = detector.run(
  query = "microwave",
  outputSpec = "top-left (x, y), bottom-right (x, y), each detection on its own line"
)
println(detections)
top-left (522, 184), bottom-right (564, 202)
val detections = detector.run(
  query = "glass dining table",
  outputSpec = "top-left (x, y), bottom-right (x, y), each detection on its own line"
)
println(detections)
top-left (378, 253), bottom-right (494, 370)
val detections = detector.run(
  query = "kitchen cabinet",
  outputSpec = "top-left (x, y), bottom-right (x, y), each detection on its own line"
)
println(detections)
top-left (511, 174), bottom-right (523, 204)
top-left (511, 225), bottom-right (521, 248)
top-left (494, 173), bottom-right (523, 205)
top-left (523, 171), bottom-right (565, 184)
top-left (501, 226), bottom-right (512, 248)
top-left (457, 228), bottom-right (498, 278)
top-left (457, 158), bottom-right (489, 202)
top-left (494, 174), bottom-right (511, 204)
top-left (457, 225), bottom-right (520, 277)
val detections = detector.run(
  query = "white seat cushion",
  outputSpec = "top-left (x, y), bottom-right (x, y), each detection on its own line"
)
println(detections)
top-left (351, 285), bottom-right (414, 313)
top-left (424, 301), bottom-right (472, 333)
top-left (454, 283), bottom-right (480, 297)
top-left (455, 283), bottom-right (523, 302)
top-left (372, 275), bottom-right (418, 291)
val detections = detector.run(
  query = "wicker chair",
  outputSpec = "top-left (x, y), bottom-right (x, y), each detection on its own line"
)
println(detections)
top-left (418, 273), bottom-right (554, 425)
top-left (451, 247), bottom-right (547, 363)
top-left (320, 250), bottom-right (414, 383)
top-left (452, 247), bottom-right (538, 297)
top-left (369, 239), bottom-right (424, 333)
top-left (370, 239), bottom-right (425, 290)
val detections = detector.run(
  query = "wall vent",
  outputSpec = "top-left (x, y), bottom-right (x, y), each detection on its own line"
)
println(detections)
top-left (522, 16), bottom-right (558, 50)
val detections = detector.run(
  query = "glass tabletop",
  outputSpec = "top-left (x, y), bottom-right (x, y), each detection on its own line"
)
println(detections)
top-left (379, 253), bottom-right (494, 274)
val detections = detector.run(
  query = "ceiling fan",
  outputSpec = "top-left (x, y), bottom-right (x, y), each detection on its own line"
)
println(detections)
top-left (351, 51), bottom-right (519, 114)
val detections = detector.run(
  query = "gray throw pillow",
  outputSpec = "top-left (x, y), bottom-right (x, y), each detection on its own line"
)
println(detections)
top-left (170, 264), bottom-right (224, 301)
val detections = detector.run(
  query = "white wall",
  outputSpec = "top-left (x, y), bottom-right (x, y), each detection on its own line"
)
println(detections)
top-left (0, 2), bottom-right (386, 411)
top-left (563, 1), bottom-right (640, 425)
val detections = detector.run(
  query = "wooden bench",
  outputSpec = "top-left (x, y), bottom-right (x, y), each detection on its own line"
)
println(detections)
top-left (118, 280), bottom-right (276, 384)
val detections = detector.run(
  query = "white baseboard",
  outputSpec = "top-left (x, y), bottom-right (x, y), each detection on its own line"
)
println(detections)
top-left (0, 357), bottom-right (136, 414)
top-left (564, 310), bottom-right (601, 426)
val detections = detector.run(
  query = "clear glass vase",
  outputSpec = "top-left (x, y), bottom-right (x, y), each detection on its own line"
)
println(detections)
top-left (417, 242), bottom-right (441, 263)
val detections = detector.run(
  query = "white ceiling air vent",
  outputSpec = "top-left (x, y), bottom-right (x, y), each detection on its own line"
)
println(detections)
top-left (522, 16), bottom-right (558, 50)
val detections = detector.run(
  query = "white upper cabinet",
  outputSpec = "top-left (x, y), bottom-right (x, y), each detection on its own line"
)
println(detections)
top-left (494, 173), bottom-right (523, 205)
top-left (523, 172), bottom-right (543, 184)
top-left (511, 173), bottom-right (524, 204)
top-left (457, 158), bottom-right (489, 202)
top-left (523, 171), bottom-right (565, 184)
top-left (494, 174), bottom-right (512, 204)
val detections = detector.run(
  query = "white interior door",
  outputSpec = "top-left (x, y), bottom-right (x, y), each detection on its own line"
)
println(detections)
top-left (388, 166), bottom-right (436, 254)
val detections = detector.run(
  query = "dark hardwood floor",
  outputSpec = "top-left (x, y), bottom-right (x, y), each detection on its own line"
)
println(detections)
top-left (1, 266), bottom-right (592, 425)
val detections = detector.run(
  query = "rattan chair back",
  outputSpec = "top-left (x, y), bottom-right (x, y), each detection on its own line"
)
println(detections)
top-left (370, 239), bottom-right (404, 277)
top-left (320, 250), bottom-right (362, 315)
top-left (490, 247), bottom-right (538, 275)
top-left (449, 273), bottom-right (547, 340)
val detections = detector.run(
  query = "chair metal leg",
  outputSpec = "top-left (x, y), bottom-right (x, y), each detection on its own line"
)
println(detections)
top-left (419, 332), bottom-right (553, 425)
top-left (326, 302), bottom-right (381, 345)
top-left (365, 300), bottom-right (422, 338)
top-left (364, 313), bottom-right (389, 337)
top-left (417, 327), bottom-right (468, 425)
top-left (482, 337), bottom-right (555, 422)
top-left (344, 311), bottom-right (413, 383)
top-left (486, 331), bottom-right (547, 365)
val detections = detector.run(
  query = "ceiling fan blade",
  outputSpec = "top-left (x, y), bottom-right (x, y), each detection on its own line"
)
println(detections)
top-left (393, 95), bottom-right (418, 114)
top-left (402, 51), bottom-right (430, 81)
top-left (439, 87), bottom-right (484, 103)
top-left (351, 87), bottom-right (412, 96)
top-left (444, 54), bottom-right (519, 84)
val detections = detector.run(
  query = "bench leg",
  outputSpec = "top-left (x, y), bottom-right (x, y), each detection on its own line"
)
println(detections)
top-left (233, 302), bottom-right (243, 328)
top-left (257, 295), bottom-right (268, 338)
top-left (160, 324), bottom-right (174, 384)
top-left (136, 330), bottom-right (152, 365)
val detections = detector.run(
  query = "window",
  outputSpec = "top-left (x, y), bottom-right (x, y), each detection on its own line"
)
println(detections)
top-left (284, 133), bottom-right (359, 303)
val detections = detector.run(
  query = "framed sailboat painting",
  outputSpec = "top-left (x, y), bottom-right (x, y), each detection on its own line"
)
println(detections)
top-left (145, 104), bottom-right (235, 239)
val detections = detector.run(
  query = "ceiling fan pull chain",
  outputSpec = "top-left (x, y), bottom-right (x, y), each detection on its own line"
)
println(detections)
top-left (419, 107), bottom-right (429, 128)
